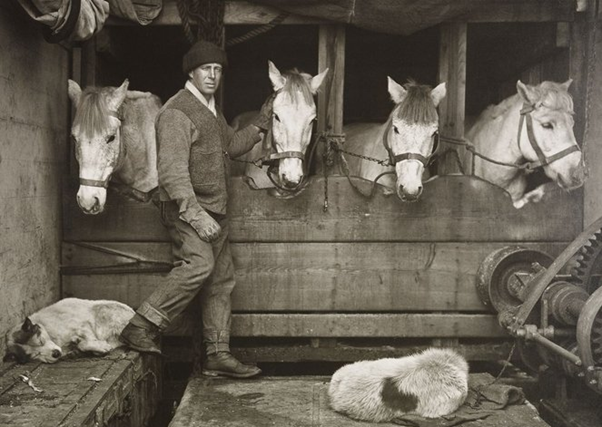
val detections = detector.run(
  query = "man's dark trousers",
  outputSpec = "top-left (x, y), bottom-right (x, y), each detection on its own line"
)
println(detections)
top-left (136, 200), bottom-right (234, 354)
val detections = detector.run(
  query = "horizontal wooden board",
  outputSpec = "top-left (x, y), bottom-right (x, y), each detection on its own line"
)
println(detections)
top-left (164, 341), bottom-right (515, 362)
top-left (165, 313), bottom-right (508, 338)
top-left (62, 241), bottom-right (567, 312)
top-left (64, 175), bottom-right (582, 243)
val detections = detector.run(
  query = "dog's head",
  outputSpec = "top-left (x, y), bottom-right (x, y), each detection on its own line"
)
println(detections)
top-left (4, 318), bottom-right (63, 364)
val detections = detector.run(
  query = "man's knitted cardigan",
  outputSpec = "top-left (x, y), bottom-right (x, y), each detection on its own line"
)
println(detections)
top-left (156, 89), bottom-right (261, 216)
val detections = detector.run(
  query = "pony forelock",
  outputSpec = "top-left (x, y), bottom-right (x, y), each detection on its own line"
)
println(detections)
top-left (279, 69), bottom-right (315, 105)
top-left (73, 87), bottom-right (114, 139)
top-left (396, 81), bottom-right (438, 124)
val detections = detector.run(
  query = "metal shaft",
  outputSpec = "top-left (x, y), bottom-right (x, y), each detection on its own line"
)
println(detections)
top-left (531, 331), bottom-right (582, 366)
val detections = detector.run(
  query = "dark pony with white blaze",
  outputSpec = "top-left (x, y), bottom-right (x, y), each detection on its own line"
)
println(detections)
top-left (328, 348), bottom-right (469, 422)
top-left (344, 77), bottom-right (446, 201)
top-left (231, 61), bottom-right (328, 193)
top-left (68, 79), bottom-right (161, 214)
top-left (467, 80), bottom-right (586, 208)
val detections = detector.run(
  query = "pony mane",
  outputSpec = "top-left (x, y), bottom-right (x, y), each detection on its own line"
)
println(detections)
top-left (73, 87), bottom-right (114, 139)
top-left (396, 80), bottom-right (438, 124)
top-left (479, 81), bottom-right (574, 122)
top-left (280, 69), bottom-right (315, 104)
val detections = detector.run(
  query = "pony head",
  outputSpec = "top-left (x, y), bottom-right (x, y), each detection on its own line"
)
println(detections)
top-left (516, 80), bottom-right (586, 191)
top-left (386, 78), bottom-right (446, 201)
top-left (68, 79), bottom-right (129, 214)
top-left (267, 61), bottom-right (329, 188)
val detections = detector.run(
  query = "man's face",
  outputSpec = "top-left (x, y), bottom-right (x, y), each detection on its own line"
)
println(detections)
top-left (189, 63), bottom-right (223, 97)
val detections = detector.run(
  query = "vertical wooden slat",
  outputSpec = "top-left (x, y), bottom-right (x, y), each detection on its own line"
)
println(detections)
top-left (81, 37), bottom-right (97, 87)
top-left (573, 2), bottom-right (602, 226)
top-left (438, 23), bottom-right (467, 176)
top-left (436, 23), bottom-right (466, 346)
top-left (317, 24), bottom-right (345, 175)
top-left (317, 24), bottom-right (345, 135)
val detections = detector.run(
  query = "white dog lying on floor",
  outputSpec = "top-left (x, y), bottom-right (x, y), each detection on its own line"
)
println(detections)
top-left (4, 298), bottom-right (134, 364)
top-left (328, 348), bottom-right (469, 422)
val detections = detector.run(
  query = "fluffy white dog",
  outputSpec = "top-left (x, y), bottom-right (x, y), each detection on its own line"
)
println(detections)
top-left (4, 298), bottom-right (134, 364)
top-left (328, 348), bottom-right (469, 422)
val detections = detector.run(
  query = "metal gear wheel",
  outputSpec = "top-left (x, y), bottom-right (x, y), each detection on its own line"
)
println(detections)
top-left (570, 229), bottom-right (602, 293)
top-left (577, 285), bottom-right (602, 366)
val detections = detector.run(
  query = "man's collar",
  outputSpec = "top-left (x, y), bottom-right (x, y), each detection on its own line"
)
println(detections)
top-left (185, 80), bottom-right (216, 116)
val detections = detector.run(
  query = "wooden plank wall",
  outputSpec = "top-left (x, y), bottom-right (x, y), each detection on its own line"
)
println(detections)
top-left (0, 3), bottom-right (69, 356)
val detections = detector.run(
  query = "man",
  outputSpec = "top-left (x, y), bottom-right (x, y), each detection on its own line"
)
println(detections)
top-left (120, 40), bottom-right (271, 378)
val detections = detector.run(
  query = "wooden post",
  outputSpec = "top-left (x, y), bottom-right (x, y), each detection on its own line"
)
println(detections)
top-left (437, 23), bottom-right (467, 176)
top-left (317, 24), bottom-right (345, 175)
top-left (573, 1), bottom-right (601, 226)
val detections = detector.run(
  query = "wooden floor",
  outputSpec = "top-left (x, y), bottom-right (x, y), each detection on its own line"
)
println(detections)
top-left (0, 350), bottom-right (160, 427)
top-left (169, 373), bottom-right (552, 427)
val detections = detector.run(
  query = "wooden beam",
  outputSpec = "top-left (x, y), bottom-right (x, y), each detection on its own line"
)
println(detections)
top-left (317, 24), bottom-right (345, 176)
top-left (164, 341), bottom-right (515, 362)
top-left (574, 4), bottom-right (602, 225)
top-left (105, 0), bottom-right (575, 27)
top-left (166, 313), bottom-right (508, 338)
top-left (438, 23), bottom-right (467, 175)
top-left (451, 0), bottom-right (576, 23)
top-left (317, 24), bottom-right (345, 136)
top-left (106, 0), bottom-right (327, 26)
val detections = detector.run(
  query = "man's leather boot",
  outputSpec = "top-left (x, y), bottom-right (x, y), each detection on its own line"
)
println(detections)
top-left (202, 352), bottom-right (262, 378)
top-left (120, 320), bottom-right (162, 355)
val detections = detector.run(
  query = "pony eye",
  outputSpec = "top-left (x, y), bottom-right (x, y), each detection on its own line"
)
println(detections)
top-left (393, 126), bottom-right (400, 135)
top-left (107, 135), bottom-right (116, 143)
top-left (273, 113), bottom-right (281, 122)
top-left (541, 122), bottom-right (554, 130)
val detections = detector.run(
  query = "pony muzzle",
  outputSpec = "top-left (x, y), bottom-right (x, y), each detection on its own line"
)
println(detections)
top-left (279, 158), bottom-right (304, 187)
top-left (77, 186), bottom-right (107, 214)
top-left (396, 160), bottom-right (425, 201)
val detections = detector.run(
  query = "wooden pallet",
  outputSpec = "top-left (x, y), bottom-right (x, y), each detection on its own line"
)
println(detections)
top-left (0, 350), bottom-right (160, 427)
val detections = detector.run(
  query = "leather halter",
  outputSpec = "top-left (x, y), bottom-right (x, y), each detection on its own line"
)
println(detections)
top-left (518, 103), bottom-right (580, 170)
top-left (382, 117), bottom-right (440, 167)
top-left (78, 110), bottom-right (125, 189)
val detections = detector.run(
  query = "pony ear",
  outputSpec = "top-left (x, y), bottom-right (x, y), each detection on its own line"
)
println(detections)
top-left (561, 78), bottom-right (573, 91)
top-left (387, 77), bottom-right (407, 104)
top-left (108, 79), bottom-right (130, 111)
top-left (68, 79), bottom-right (82, 105)
top-left (517, 80), bottom-right (538, 104)
top-left (430, 82), bottom-right (447, 107)
top-left (309, 68), bottom-right (329, 94)
top-left (268, 60), bottom-right (286, 92)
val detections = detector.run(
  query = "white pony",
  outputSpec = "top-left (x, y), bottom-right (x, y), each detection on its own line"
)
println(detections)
top-left (68, 79), bottom-right (161, 214)
top-left (328, 348), bottom-right (469, 422)
top-left (231, 61), bottom-right (328, 193)
top-left (467, 80), bottom-right (586, 208)
top-left (344, 78), bottom-right (446, 201)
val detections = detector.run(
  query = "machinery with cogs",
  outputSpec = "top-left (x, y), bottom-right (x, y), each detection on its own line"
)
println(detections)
top-left (476, 216), bottom-right (602, 393)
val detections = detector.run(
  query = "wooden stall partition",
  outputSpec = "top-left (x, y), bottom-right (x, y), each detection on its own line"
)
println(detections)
top-left (438, 22), bottom-right (467, 176)
top-left (62, 2), bottom-right (586, 363)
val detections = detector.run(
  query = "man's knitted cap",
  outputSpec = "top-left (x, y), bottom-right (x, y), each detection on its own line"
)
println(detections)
top-left (182, 40), bottom-right (228, 74)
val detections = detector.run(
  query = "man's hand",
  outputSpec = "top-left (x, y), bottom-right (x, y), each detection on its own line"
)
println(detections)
top-left (252, 94), bottom-right (275, 132)
top-left (180, 208), bottom-right (221, 243)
